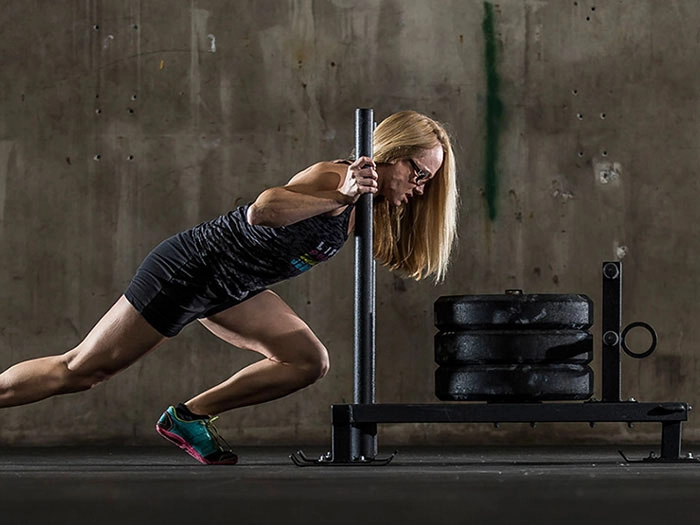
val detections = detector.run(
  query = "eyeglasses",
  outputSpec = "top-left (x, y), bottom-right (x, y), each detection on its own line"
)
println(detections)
top-left (408, 158), bottom-right (431, 184)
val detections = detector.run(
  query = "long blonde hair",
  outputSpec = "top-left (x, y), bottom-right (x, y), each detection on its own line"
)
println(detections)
top-left (372, 111), bottom-right (459, 282)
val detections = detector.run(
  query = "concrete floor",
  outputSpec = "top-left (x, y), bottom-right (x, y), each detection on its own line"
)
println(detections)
top-left (1, 446), bottom-right (699, 525)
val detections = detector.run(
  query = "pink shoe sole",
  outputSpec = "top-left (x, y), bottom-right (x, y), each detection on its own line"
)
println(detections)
top-left (156, 425), bottom-right (239, 465)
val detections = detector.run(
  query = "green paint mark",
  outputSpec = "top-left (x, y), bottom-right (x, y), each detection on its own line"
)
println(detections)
top-left (482, 1), bottom-right (503, 221)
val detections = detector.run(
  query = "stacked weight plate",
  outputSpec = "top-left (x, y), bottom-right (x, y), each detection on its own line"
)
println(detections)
top-left (434, 292), bottom-right (595, 402)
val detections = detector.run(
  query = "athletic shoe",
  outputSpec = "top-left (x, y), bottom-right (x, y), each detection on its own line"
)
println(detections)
top-left (156, 406), bottom-right (238, 465)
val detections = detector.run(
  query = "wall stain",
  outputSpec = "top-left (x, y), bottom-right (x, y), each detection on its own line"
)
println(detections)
top-left (0, 141), bottom-right (16, 232)
top-left (482, 2), bottom-right (503, 221)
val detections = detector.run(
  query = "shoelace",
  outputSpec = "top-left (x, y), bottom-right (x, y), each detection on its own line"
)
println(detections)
top-left (203, 416), bottom-right (234, 453)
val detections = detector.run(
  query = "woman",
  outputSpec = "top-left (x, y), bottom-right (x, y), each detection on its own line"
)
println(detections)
top-left (0, 110), bottom-right (459, 464)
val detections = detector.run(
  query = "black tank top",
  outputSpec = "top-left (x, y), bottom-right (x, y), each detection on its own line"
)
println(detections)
top-left (188, 203), bottom-right (353, 299)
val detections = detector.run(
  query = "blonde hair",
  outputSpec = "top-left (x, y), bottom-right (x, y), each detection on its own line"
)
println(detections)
top-left (372, 111), bottom-right (459, 282)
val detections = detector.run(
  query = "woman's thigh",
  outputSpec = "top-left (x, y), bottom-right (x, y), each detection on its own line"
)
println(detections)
top-left (198, 290), bottom-right (328, 365)
top-left (64, 295), bottom-right (167, 377)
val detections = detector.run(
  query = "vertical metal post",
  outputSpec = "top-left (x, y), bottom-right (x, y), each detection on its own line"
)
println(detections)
top-left (661, 421), bottom-right (683, 460)
top-left (330, 405), bottom-right (353, 462)
top-left (601, 261), bottom-right (622, 402)
top-left (351, 108), bottom-right (377, 460)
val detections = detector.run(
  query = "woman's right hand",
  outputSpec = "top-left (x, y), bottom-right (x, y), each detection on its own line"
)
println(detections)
top-left (339, 156), bottom-right (379, 203)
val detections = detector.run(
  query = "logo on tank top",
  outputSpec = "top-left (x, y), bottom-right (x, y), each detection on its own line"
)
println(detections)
top-left (290, 242), bottom-right (338, 273)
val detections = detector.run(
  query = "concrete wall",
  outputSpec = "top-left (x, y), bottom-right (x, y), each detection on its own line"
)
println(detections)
top-left (1, 0), bottom-right (699, 447)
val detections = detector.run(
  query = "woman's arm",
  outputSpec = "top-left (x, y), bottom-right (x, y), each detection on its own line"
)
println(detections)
top-left (247, 157), bottom-right (377, 227)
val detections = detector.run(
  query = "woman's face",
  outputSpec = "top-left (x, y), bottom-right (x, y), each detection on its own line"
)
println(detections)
top-left (377, 144), bottom-right (444, 206)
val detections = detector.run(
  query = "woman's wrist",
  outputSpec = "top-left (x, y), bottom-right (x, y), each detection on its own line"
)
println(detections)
top-left (335, 190), bottom-right (355, 206)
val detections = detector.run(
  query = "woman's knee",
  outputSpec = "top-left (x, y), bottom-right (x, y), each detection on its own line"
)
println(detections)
top-left (313, 346), bottom-right (331, 380)
top-left (290, 344), bottom-right (330, 384)
top-left (60, 348), bottom-right (118, 392)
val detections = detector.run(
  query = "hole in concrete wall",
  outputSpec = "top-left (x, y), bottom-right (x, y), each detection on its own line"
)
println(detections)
top-left (132, 24), bottom-right (139, 30)
top-left (127, 155), bottom-right (134, 161)
top-left (95, 109), bottom-right (102, 115)
top-left (591, 6), bottom-right (596, 10)
top-left (600, 113), bottom-right (606, 119)
top-left (577, 113), bottom-right (584, 120)
top-left (94, 154), bottom-right (102, 161)
top-left (602, 150), bottom-right (608, 157)
top-left (572, 89), bottom-right (579, 95)
top-left (578, 151), bottom-right (584, 158)
top-left (131, 94), bottom-right (137, 101)
top-left (93, 25), bottom-right (100, 31)
top-left (586, 16), bottom-right (591, 21)
top-left (127, 108), bottom-right (135, 115)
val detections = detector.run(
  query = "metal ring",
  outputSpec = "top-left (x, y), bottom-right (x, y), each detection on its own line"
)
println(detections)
top-left (621, 322), bottom-right (657, 359)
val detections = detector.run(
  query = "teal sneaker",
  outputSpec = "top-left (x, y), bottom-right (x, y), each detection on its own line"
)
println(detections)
top-left (156, 406), bottom-right (238, 465)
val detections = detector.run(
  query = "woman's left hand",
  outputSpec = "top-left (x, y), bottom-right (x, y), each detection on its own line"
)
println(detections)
top-left (339, 156), bottom-right (378, 203)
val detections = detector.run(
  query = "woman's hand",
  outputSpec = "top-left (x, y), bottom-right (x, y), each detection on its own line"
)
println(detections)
top-left (339, 156), bottom-right (378, 203)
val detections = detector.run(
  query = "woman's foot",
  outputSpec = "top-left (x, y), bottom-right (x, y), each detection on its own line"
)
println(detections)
top-left (155, 405), bottom-right (238, 465)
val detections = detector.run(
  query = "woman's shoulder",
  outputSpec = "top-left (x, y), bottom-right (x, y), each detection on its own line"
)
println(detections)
top-left (285, 160), bottom-right (349, 188)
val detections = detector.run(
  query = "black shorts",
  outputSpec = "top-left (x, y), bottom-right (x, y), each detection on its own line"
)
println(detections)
top-left (124, 232), bottom-right (265, 337)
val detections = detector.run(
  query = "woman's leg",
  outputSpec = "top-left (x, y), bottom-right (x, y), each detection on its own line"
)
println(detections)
top-left (0, 295), bottom-right (167, 408)
top-left (185, 290), bottom-right (330, 416)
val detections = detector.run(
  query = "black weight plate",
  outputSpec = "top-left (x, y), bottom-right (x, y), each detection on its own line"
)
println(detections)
top-left (435, 364), bottom-right (594, 402)
top-left (435, 330), bottom-right (593, 365)
top-left (434, 293), bottom-right (593, 331)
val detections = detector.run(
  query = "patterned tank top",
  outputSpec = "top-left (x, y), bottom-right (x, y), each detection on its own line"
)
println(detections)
top-left (187, 203), bottom-right (353, 299)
